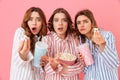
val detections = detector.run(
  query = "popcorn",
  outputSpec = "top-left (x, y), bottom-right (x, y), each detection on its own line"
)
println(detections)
top-left (93, 28), bottom-right (99, 32)
top-left (59, 53), bottom-right (76, 61)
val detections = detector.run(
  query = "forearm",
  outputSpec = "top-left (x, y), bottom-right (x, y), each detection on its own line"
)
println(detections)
top-left (99, 45), bottom-right (119, 69)
top-left (60, 59), bottom-right (85, 76)
top-left (19, 51), bottom-right (28, 61)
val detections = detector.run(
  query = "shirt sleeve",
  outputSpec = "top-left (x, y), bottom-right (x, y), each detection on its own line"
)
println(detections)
top-left (43, 34), bottom-right (85, 76)
top-left (60, 58), bottom-right (85, 77)
top-left (42, 35), bottom-right (56, 75)
top-left (98, 31), bottom-right (120, 69)
top-left (12, 27), bottom-right (33, 68)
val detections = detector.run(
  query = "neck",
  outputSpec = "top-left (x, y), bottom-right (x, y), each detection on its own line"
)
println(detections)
top-left (57, 34), bottom-right (66, 39)
top-left (85, 31), bottom-right (92, 39)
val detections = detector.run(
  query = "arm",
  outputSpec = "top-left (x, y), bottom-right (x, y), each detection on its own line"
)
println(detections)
top-left (99, 32), bottom-right (119, 69)
top-left (60, 58), bottom-right (85, 76)
top-left (42, 35), bottom-right (57, 75)
top-left (11, 27), bottom-right (33, 68)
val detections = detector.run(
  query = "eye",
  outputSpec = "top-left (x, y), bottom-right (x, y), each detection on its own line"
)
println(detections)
top-left (83, 20), bottom-right (89, 23)
top-left (29, 17), bottom-right (33, 21)
top-left (53, 18), bottom-right (58, 22)
top-left (36, 17), bottom-right (41, 21)
top-left (62, 18), bottom-right (67, 22)
top-left (77, 21), bottom-right (81, 25)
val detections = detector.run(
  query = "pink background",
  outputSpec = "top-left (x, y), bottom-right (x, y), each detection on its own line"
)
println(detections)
top-left (0, 0), bottom-right (120, 80)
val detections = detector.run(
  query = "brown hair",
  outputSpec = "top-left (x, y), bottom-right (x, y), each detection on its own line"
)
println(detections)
top-left (74, 9), bottom-right (98, 43)
top-left (48, 8), bottom-right (74, 35)
top-left (21, 7), bottom-right (47, 54)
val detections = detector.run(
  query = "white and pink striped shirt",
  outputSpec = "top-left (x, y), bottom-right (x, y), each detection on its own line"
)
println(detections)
top-left (10, 27), bottom-right (44, 80)
top-left (42, 32), bottom-right (84, 80)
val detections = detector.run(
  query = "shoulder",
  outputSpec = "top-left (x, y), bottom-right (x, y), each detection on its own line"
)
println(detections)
top-left (13, 27), bottom-right (26, 40)
top-left (100, 29), bottom-right (115, 40)
top-left (43, 32), bottom-right (53, 39)
top-left (15, 27), bottom-right (25, 34)
top-left (42, 32), bottom-right (54, 42)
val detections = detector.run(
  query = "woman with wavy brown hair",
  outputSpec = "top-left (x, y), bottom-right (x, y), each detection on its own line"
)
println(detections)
top-left (41, 8), bottom-right (85, 80)
top-left (10, 7), bottom-right (47, 80)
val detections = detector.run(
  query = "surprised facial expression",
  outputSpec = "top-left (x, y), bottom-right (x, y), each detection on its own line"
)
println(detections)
top-left (27, 11), bottom-right (42, 35)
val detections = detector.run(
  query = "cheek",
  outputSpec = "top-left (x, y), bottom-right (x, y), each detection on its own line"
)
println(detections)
top-left (37, 22), bottom-right (42, 26)
top-left (77, 26), bottom-right (81, 32)
top-left (27, 22), bottom-right (31, 28)
top-left (65, 24), bottom-right (68, 30)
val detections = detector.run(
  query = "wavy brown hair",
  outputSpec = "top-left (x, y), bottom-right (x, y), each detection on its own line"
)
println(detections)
top-left (48, 8), bottom-right (74, 36)
top-left (74, 9), bottom-right (98, 43)
top-left (21, 7), bottom-right (47, 54)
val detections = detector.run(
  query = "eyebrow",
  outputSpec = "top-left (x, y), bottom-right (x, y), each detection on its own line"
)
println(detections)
top-left (77, 18), bottom-right (88, 22)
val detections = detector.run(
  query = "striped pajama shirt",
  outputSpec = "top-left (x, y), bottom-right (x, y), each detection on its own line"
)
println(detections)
top-left (82, 30), bottom-right (120, 80)
top-left (10, 27), bottom-right (44, 80)
top-left (42, 32), bottom-right (84, 80)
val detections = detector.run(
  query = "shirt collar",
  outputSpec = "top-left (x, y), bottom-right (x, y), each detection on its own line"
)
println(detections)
top-left (51, 31), bottom-right (70, 42)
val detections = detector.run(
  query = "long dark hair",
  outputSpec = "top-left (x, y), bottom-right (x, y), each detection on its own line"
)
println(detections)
top-left (48, 8), bottom-right (74, 36)
top-left (74, 9), bottom-right (98, 43)
top-left (21, 7), bottom-right (47, 54)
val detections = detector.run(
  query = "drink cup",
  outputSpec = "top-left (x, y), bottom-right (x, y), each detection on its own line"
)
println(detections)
top-left (77, 43), bottom-right (94, 66)
top-left (34, 41), bottom-right (48, 67)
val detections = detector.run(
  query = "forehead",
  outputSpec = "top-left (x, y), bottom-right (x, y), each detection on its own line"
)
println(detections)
top-left (77, 15), bottom-right (89, 21)
top-left (30, 11), bottom-right (40, 17)
top-left (54, 13), bottom-right (66, 18)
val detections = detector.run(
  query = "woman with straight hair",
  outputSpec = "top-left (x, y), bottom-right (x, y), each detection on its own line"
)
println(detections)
top-left (74, 9), bottom-right (119, 80)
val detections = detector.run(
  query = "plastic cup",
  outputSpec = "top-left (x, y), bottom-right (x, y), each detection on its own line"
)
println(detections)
top-left (33, 41), bottom-right (48, 67)
top-left (78, 43), bottom-right (94, 66)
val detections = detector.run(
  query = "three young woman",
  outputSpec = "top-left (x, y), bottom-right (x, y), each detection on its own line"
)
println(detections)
top-left (10, 7), bottom-right (119, 80)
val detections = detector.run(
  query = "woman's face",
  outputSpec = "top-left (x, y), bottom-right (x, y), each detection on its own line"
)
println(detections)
top-left (53, 13), bottom-right (68, 38)
top-left (76, 15), bottom-right (92, 36)
top-left (27, 11), bottom-right (42, 35)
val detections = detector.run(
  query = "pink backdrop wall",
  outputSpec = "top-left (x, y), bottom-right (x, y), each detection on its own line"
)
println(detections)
top-left (0, 0), bottom-right (120, 80)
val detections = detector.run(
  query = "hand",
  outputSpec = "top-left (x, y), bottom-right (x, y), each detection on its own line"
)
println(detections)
top-left (78, 52), bottom-right (84, 61)
top-left (60, 65), bottom-right (68, 74)
top-left (92, 30), bottom-right (105, 45)
top-left (18, 37), bottom-right (30, 61)
top-left (49, 57), bottom-right (60, 70)
top-left (92, 30), bottom-right (106, 51)
top-left (40, 55), bottom-right (49, 67)
top-left (78, 52), bottom-right (86, 67)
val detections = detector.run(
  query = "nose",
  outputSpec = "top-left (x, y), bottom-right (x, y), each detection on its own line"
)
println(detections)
top-left (32, 19), bottom-right (37, 25)
top-left (80, 22), bottom-right (84, 27)
top-left (59, 20), bottom-right (62, 25)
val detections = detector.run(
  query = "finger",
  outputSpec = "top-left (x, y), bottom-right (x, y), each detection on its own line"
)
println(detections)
top-left (18, 40), bottom-right (24, 52)
top-left (42, 56), bottom-right (49, 61)
top-left (78, 52), bottom-right (82, 57)
top-left (27, 37), bottom-right (30, 49)
top-left (22, 38), bottom-right (28, 51)
top-left (93, 31), bottom-right (99, 37)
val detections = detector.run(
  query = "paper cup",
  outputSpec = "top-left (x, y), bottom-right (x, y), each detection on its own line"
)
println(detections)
top-left (78, 43), bottom-right (94, 66)
top-left (33, 41), bottom-right (48, 67)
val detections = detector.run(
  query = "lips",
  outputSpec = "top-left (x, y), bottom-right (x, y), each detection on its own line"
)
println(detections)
top-left (31, 27), bottom-right (37, 33)
top-left (32, 27), bottom-right (36, 30)
top-left (58, 27), bottom-right (63, 31)
top-left (80, 28), bottom-right (85, 31)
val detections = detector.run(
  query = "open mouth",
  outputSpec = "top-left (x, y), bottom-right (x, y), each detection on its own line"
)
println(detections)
top-left (31, 27), bottom-right (37, 33)
top-left (32, 27), bottom-right (36, 30)
top-left (58, 27), bottom-right (63, 31)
